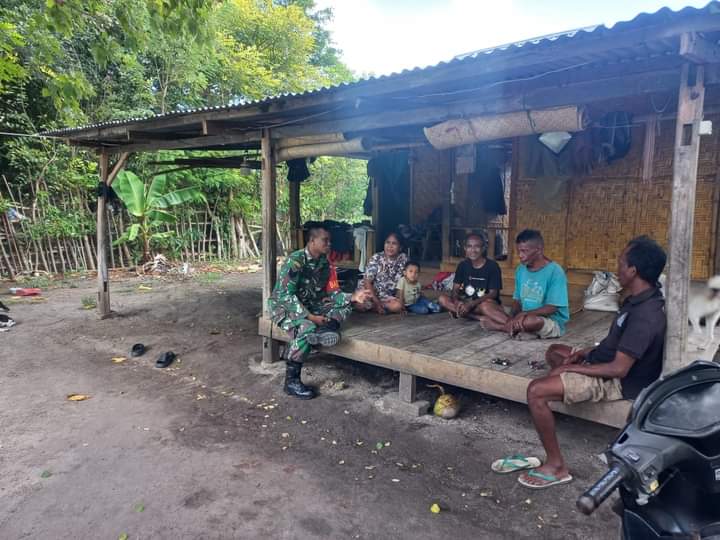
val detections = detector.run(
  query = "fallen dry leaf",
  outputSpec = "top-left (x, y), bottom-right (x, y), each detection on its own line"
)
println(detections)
top-left (67, 394), bottom-right (91, 401)
top-left (111, 357), bottom-right (126, 364)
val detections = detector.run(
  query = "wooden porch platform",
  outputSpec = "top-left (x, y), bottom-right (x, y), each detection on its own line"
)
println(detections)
top-left (260, 310), bottom-right (720, 429)
top-left (259, 309), bottom-right (635, 428)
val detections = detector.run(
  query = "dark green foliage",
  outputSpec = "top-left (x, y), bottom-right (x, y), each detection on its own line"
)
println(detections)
top-left (0, 1), bottom-right (368, 276)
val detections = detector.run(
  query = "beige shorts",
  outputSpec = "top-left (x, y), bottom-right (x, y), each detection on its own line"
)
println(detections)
top-left (560, 372), bottom-right (623, 405)
top-left (537, 317), bottom-right (562, 339)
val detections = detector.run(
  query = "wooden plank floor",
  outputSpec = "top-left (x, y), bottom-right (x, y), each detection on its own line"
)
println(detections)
top-left (259, 309), bottom-right (639, 428)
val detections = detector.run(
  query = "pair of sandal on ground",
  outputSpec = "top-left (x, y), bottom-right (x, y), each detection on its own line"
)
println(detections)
top-left (491, 455), bottom-right (573, 489)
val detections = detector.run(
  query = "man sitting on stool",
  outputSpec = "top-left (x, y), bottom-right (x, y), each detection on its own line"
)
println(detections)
top-left (268, 226), bottom-right (369, 399)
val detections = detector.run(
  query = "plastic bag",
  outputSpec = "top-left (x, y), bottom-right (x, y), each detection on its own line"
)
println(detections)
top-left (583, 271), bottom-right (621, 312)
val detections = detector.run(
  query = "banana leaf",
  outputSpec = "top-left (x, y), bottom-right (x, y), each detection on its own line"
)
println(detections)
top-left (113, 171), bottom-right (146, 217)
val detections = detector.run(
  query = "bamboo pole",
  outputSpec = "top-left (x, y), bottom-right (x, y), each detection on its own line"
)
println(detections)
top-left (107, 207), bottom-right (116, 269)
top-left (243, 216), bottom-right (259, 257)
top-left (188, 214), bottom-right (196, 261)
top-left (83, 235), bottom-right (96, 271)
top-left (276, 137), bottom-right (369, 162)
top-left (0, 216), bottom-right (15, 278)
top-left (275, 133), bottom-right (345, 149)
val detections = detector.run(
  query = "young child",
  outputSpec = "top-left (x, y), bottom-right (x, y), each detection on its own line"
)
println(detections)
top-left (438, 233), bottom-right (502, 320)
top-left (396, 261), bottom-right (441, 314)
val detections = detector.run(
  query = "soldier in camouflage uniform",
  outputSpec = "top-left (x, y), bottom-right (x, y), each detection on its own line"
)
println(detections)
top-left (268, 227), bottom-right (369, 399)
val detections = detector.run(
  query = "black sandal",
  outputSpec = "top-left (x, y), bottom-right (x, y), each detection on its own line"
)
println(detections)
top-left (131, 343), bottom-right (146, 357)
top-left (155, 351), bottom-right (176, 368)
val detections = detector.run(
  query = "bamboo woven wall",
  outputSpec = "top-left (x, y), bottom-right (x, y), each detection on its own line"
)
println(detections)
top-left (513, 117), bottom-right (720, 280)
top-left (411, 147), bottom-right (452, 224)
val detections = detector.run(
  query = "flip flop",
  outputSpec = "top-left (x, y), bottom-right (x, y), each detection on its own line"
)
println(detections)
top-left (155, 351), bottom-right (176, 368)
top-left (491, 455), bottom-right (542, 474)
top-left (131, 343), bottom-right (146, 357)
top-left (517, 469), bottom-right (573, 489)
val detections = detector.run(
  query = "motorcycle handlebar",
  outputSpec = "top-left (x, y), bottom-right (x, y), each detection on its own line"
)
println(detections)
top-left (577, 462), bottom-right (629, 515)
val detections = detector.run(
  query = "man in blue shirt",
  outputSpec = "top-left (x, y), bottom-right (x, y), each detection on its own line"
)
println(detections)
top-left (479, 229), bottom-right (569, 338)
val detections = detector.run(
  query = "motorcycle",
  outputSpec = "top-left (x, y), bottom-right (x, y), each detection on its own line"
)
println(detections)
top-left (577, 360), bottom-right (720, 539)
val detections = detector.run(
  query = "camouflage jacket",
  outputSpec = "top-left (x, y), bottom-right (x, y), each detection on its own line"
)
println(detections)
top-left (268, 249), bottom-right (349, 322)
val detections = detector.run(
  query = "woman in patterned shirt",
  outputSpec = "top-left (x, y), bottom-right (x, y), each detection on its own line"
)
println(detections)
top-left (355, 233), bottom-right (408, 314)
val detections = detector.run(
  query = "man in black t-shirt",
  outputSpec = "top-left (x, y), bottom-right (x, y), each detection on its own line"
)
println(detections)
top-left (439, 234), bottom-right (503, 319)
top-left (510, 236), bottom-right (667, 489)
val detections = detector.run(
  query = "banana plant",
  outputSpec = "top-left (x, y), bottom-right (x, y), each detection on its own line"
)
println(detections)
top-left (112, 170), bottom-right (205, 262)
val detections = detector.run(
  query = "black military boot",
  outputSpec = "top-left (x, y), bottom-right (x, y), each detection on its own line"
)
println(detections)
top-left (284, 360), bottom-right (316, 399)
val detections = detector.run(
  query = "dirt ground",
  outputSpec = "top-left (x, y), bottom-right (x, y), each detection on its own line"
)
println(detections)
top-left (0, 270), bottom-right (622, 539)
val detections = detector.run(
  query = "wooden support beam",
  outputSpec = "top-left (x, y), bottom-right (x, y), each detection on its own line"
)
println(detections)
top-left (288, 181), bottom-right (301, 251)
top-left (261, 128), bottom-right (280, 364)
top-left (96, 150), bottom-right (111, 319)
top-left (125, 130), bottom-right (193, 142)
top-left (680, 32), bottom-right (720, 64)
top-left (664, 63), bottom-right (706, 374)
top-left (115, 131), bottom-right (261, 153)
top-left (201, 120), bottom-right (229, 136)
top-left (147, 157), bottom-right (261, 169)
top-left (107, 152), bottom-right (130, 186)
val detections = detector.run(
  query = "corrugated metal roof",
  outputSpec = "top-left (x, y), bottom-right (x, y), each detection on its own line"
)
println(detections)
top-left (43, 2), bottom-right (720, 137)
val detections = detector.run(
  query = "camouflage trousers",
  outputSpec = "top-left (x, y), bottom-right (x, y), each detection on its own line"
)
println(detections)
top-left (277, 298), bottom-right (352, 363)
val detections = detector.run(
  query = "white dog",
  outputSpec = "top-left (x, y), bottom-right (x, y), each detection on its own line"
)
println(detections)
top-left (688, 275), bottom-right (720, 350)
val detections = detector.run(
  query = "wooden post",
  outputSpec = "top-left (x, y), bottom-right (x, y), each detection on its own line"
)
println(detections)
top-left (261, 129), bottom-right (279, 364)
top-left (664, 63), bottom-right (706, 373)
top-left (96, 150), bottom-right (111, 318)
top-left (398, 372), bottom-right (416, 403)
top-left (94, 151), bottom-right (129, 319)
top-left (288, 180), bottom-right (301, 251)
top-left (508, 137), bottom-right (520, 267)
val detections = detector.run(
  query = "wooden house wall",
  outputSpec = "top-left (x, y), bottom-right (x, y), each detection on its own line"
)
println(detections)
top-left (513, 116), bottom-right (720, 280)
top-left (410, 147), bottom-right (452, 224)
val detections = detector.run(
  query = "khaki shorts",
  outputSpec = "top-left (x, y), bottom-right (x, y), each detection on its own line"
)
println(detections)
top-left (560, 372), bottom-right (623, 405)
top-left (537, 317), bottom-right (562, 339)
